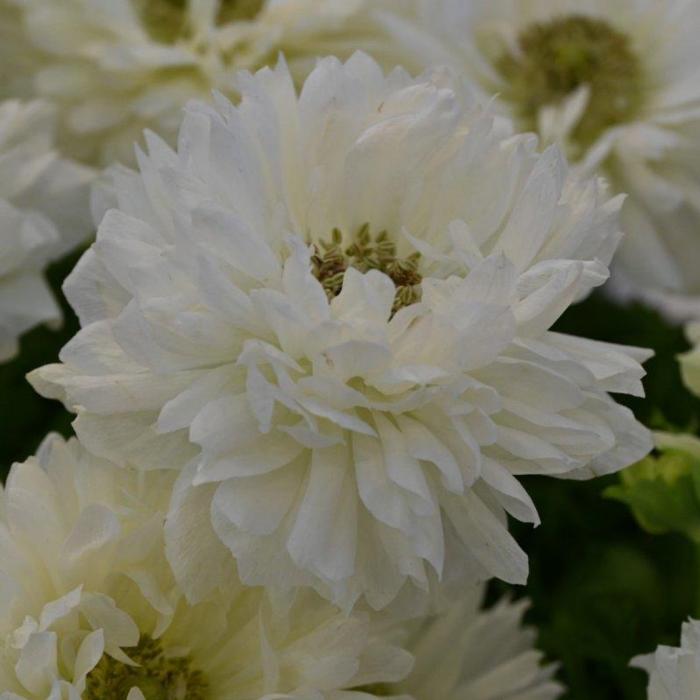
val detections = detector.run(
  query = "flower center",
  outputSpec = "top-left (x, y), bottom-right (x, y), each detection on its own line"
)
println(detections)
top-left (217, 0), bottom-right (266, 24)
top-left (137, 0), bottom-right (264, 44)
top-left (137, 0), bottom-right (188, 43)
top-left (85, 635), bottom-right (208, 700)
top-left (312, 224), bottom-right (422, 314)
top-left (497, 14), bottom-right (645, 151)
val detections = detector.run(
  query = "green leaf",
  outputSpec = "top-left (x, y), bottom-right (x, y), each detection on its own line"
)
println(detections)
top-left (606, 446), bottom-right (700, 543)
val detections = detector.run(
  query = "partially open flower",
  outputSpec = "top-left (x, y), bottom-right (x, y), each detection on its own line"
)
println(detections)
top-left (0, 433), bottom-right (411, 699)
top-left (31, 54), bottom-right (652, 610)
top-left (0, 99), bottom-right (92, 362)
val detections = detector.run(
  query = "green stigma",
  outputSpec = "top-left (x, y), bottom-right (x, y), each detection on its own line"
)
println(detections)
top-left (312, 224), bottom-right (422, 314)
top-left (85, 635), bottom-right (208, 700)
top-left (137, 0), bottom-right (265, 44)
top-left (497, 14), bottom-right (645, 151)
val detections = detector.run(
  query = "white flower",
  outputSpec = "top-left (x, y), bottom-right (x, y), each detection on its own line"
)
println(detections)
top-left (31, 54), bottom-right (652, 611)
top-left (377, 590), bottom-right (563, 700)
top-left (361, 0), bottom-right (700, 316)
top-left (0, 433), bottom-right (411, 699)
top-left (633, 619), bottom-right (700, 700)
top-left (680, 324), bottom-right (700, 397)
top-left (6, 0), bottom-right (368, 166)
top-left (0, 99), bottom-right (92, 362)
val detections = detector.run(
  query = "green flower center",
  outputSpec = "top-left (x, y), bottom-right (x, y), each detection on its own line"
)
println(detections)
top-left (312, 224), bottom-right (422, 314)
top-left (217, 0), bottom-right (266, 25)
top-left (85, 635), bottom-right (208, 700)
top-left (497, 14), bottom-right (645, 152)
top-left (137, 0), bottom-right (265, 44)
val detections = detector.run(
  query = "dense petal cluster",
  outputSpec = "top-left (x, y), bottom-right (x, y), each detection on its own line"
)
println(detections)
top-left (0, 434), bottom-right (411, 699)
top-left (361, 0), bottom-right (700, 314)
top-left (4, 0), bottom-right (369, 165)
top-left (633, 619), bottom-right (700, 700)
top-left (31, 54), bottom-right (652, 610)
top-left (0, 99), bottom-right (92, 361)
top-left (378, 591), bottom-right (563, 700)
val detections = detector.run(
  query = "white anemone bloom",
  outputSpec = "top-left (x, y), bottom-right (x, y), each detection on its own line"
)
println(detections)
top-left (369, 591), bottom-right (563, 700)
top-left (0, 433), bottom-right (411, 699)
top-left (362, 0), bottom-right (700, 317)
top-left (633, 619), bottom-right (700, 700)
top-left (31, 54), bottom-right (652, 610)
top-left (7, 0), bottom-right (368, 165)
top-left (0, 99), bottom-right (92, 362)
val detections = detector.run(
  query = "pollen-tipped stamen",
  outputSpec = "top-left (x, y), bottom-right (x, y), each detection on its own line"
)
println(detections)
top-left (312, 224), bottom-right (422, 314)
top-left (85, 635), bottom-right (208, 700)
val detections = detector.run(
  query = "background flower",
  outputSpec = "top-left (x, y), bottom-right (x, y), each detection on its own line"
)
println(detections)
top-left (633, 618), bottom-right (700, 699)
top-left (0, 433), bottom-right (177, 698)
top-left (372, 589), bottom-right (564, 700)
top-left (0, 99), bottom-right (92, 362)
top-left (356, 0), bottom-right (700, 317)
top-left (0, 433), bottom-right (412, 699)
top-left (4, 0), bottom-right (370, 165)
top-left (30, 54), bottom-right (652, 611)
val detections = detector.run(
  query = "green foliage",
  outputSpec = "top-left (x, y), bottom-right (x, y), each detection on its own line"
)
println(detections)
top-left (606, 449), bottom-right (700, 542)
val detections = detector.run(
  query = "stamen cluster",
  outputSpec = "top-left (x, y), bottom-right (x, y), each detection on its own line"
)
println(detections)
top-left (85, 636), bottom-right (208, 700)
top-left (312, 223), bottom-right (422, 313)
top-left (498, 14), bottom-right (645, 149)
